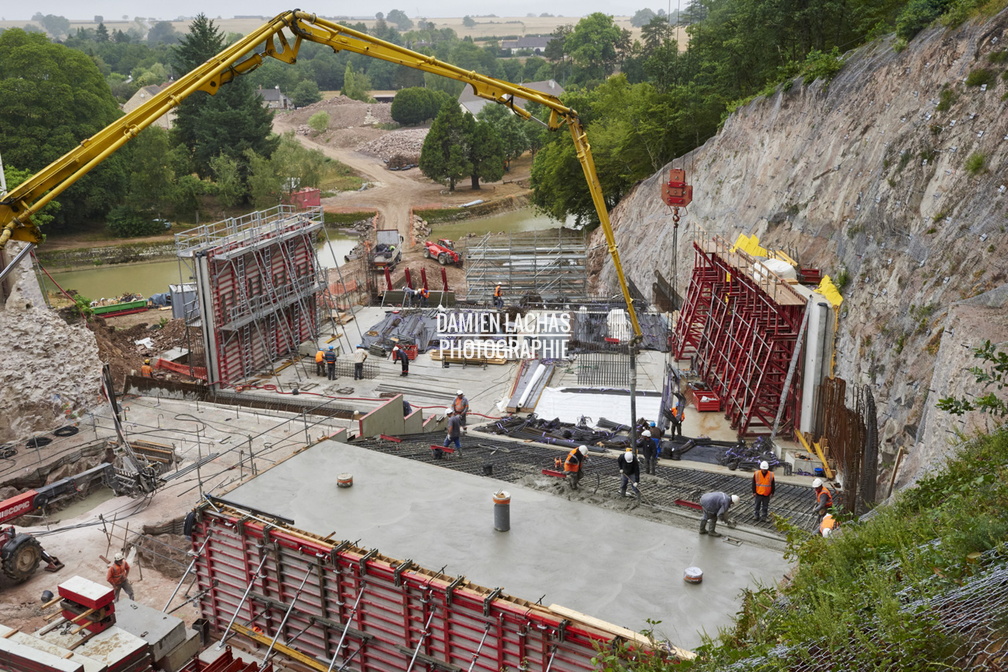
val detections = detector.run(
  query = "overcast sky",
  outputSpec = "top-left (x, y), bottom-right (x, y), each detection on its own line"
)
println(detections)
top-left (8, 2), bottom-right (678, 21)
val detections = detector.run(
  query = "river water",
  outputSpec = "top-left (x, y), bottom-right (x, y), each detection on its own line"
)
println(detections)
top-left (44, 208), bottom-right (566, 300)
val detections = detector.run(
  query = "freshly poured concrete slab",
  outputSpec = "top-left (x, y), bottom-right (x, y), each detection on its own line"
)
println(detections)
top-left (223, 440), bottom-right (789, 650)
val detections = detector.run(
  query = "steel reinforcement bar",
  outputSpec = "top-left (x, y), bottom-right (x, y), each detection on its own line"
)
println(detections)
top-left (190, 504), bottom-right (692, 672)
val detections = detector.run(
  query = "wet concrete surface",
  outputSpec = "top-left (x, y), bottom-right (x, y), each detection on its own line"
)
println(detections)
top-left (223, 439), bottom-right (790, 650)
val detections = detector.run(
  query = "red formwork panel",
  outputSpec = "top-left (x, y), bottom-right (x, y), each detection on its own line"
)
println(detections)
top-left (189, 505), bottom-right (685, 672)
top-left (671, 239), bottom-right (806, 436)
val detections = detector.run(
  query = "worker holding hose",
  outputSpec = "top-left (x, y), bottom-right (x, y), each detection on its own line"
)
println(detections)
top-left (564, 445), bottom-right (588, 490)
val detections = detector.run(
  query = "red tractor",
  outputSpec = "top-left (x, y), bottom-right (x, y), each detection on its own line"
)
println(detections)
top-left (423, 239), bottom-right (462, 266)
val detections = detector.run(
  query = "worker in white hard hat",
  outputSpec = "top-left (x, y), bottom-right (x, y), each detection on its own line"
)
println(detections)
top-left (698, 492), bottom-right (739, 537)
top-left (564, 445), bottom-right (589, 490)
top-left (434, 408), bottom-right (463, 460)
top-left (106, 551), bottom-right (134, 601)
top-left (752, 460), bottom-right (776, 522)
top-left (812, 478), bottom-right (833, 523)
top-left (637, 429), bottom-right (657, 475)
top-left (819, 513), bottom-right (838, 537)
top-left (452, 390), bottom-right (469, 432)
top-left (617, 448), bottom-right (640, 497)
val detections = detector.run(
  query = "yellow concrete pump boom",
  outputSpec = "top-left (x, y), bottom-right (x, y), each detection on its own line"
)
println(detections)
top-left (0, 10), bottom-right (641, 339)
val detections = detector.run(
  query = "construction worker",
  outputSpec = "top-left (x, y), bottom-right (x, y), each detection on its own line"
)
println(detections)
top-left (315, 348), bottom-right (326, 377)
top-left (564, 445), bottom-right (588, 490)
top-left (752, 460), bottom-right (776, 522)
top-left (812, 478), bottom-right (833, 522)
top-left (324, 345), bottom-right (338, 380)
top-left (699, 492), bottom-right (739, 537)
top-left (819, 513), bottom-right (838, 537)
top-left (436, 407), bottom-right (463, 459)
top-left (391, 344), bottom-right (409, 376)
top-left (453, 390), bottom-right (469, 431)
top-left (419, 286), bottom-right (430, 307)
top-left (649, 421), bottom-right (664, 458)
top-left (493, 283), bottom-right (504, 309)
top-left (353, 344), bottom-right (368, 380)
top-left (669, 392), bottom-right (686, 437)
top-left (403, 286), bottom-right (416, 308)
top-left (639, 429), bottom-right (657, 475)
top-left (617, 448), bottom-right (640, 497)
top-left (140, 359), bottom-right (154, 377)
top-left (106, 552), bottom-right (134, 601)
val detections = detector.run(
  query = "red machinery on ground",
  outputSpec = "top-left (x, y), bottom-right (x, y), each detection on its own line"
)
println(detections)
top-left (423, 238), bottom-right (462, 266)
top-left (0, 463), bottom-right (114, 583)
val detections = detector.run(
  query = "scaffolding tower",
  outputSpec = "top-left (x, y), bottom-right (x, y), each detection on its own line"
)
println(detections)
top-left (671, 235), bottom-right (808, 437)
top-left (175, 205), bottom-right (327, 388)
top-left (464, 229), bottom-right (589, 304)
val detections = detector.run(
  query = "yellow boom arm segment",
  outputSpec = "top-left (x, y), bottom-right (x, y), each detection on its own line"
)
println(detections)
top-left (0, 10), bottom-right (640, 338)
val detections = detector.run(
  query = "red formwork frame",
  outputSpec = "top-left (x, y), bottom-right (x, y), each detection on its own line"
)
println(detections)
top-left (190, 504), bottom-right (683, 672)
top-left (671, 238), bottom-right (807, 436)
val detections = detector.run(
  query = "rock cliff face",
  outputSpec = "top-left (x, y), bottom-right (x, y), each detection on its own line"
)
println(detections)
top-left (0, 243), bottom-right (103, 442)
top-left (593, 11), bottom-right (1008, 490)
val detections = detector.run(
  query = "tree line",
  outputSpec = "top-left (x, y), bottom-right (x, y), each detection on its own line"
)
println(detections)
top-left (1, 0), bottom-right (990, 236)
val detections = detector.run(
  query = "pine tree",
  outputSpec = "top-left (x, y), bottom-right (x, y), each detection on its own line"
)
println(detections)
top-left (466, 119), bottom-right (505, 189)
top-left (419, 101), bottom-right (471, 192)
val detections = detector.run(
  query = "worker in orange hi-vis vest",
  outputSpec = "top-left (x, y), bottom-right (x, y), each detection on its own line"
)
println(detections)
top-left (140, 359), bottom-right (153, 377)
top-left (493, 283), bottom-right (504, 309)
top-left (564, 445), bottom-right (588, 490)
top-left (752, 460), bottom-right (776, 522)
top-left (106, 552), bottom-right (135, 601)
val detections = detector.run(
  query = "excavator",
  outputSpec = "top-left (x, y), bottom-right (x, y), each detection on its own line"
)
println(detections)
top-left (0, 10), bottom-right (642, 340)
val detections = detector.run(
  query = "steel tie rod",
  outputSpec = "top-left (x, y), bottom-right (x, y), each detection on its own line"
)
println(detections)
top-left (259, 563), bottom-right (315, 670)
top-left (405, 597), bottom-right (438, 672)
top-left (163, 531), bottom-right (213, 612)
top-left (467, 623), bottom-right (492, 672)
top-left (326, 583), bottom-right (368, 672)
top-left (217, 553), bottom-right (270, 650)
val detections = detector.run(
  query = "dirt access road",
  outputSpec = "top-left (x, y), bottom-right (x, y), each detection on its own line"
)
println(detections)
top-left (272, 103), bottom-right (532, 248)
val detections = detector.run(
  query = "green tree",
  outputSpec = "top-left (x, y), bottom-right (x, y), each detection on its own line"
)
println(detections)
top-left (386, 9), bottom-right (414, 31)
top-left (0, 29), bottom-right (128, 231)
top-left (290, 80), bottom-right (322, 107)
top-left (123, 126), bottom-right (174, 215)
top-left (463, 16), bottom-right (476, 27)
top-left (465, 118), bottom-right (505, 189)
top-left (32, 13), bottom-right (71, 40)
top-left (209, 153), bottom-right (245, 208)
top-left (96, 22), bottom-right (109, 42)
top-left (565, 13), bottom-right (630, 84)
top-left (147, 21), bottom-right (179, 45)
top-left (342, 63), bottom-right (374, 102)
top-left (245, 149), bottom-right (283, 209)
top-left (477, 104), bottom-right (528, 169)
top-left (307, 111), bottom-right (330, 133)
top-left (419, 101), bottom-right (471, 191)
top-left (172, 15), bottom-right (278, 179)
top-left (630, 8), bottom-right (657, 27)
top-left (391, 87), bottom-right (451, 125)
top-left (937, 341), bottom-right (1008, 417)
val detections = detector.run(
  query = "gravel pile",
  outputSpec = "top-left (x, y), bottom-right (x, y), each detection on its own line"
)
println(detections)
top-left (279, 95), bottom-right (394, 128)
top-left (356, 128), bottom-right (429, 162)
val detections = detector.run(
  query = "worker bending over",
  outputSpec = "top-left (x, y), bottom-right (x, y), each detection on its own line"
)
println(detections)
top-left (699, 492), bottom-right (739, 538)
top-left (819, 513), bottom-right (838, 537)
top-left (564, 445), bottom-right (588, 490)
top-left (812, 477), bottom-right (833, 523)
top-left (435, 408), bottom-right (463, 459)
top-left (391, 344), bottom-right (409, 376)
top-left (617, 448), bottom-right (640, 497)
top-left (752, 460), bottom-right (776, 522)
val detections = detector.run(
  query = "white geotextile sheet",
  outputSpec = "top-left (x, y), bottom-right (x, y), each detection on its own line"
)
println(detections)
top-left (532, 387), bottom-right (661, 427)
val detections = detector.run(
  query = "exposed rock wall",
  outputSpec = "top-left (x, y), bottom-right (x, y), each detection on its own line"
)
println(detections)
top-left (0, 242), bottom-right (103, 442)
top-left (594, 11), bottom-right (1008, 489)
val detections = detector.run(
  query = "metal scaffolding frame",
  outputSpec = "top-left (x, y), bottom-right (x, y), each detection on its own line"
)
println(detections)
top-left (189, 502), bottom-right (676, 672)
top-left (671, 235), bottom-right (807, 437)
top-left (175, 206), bottom-right (332, 388)
top-left (464, 230), bottom-right (589, 304)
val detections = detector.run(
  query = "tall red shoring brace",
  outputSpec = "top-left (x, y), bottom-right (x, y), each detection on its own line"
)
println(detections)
top-left (420, 267), bottom-right (429, 291)
top-left (671, 238), bottom-right (805, 436)
top-left (404, 268), bottom-right (413, 289)
top-left (189, 503), bottom-right (690, 672)
top-left (441, 267), bottom-right (449, 292)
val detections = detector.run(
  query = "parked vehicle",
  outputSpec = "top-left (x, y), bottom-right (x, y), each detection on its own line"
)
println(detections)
top-left (371, 229), bottom-right (404, 270)
top-left (423, 238), bottom-right (462, 266)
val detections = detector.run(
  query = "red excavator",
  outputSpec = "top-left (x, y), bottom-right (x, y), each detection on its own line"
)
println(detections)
top-left (0, 463), bottom-right (113, 583)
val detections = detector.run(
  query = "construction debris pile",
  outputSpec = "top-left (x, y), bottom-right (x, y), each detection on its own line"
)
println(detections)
top-left (356, 127), bottom-right (429, 164)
